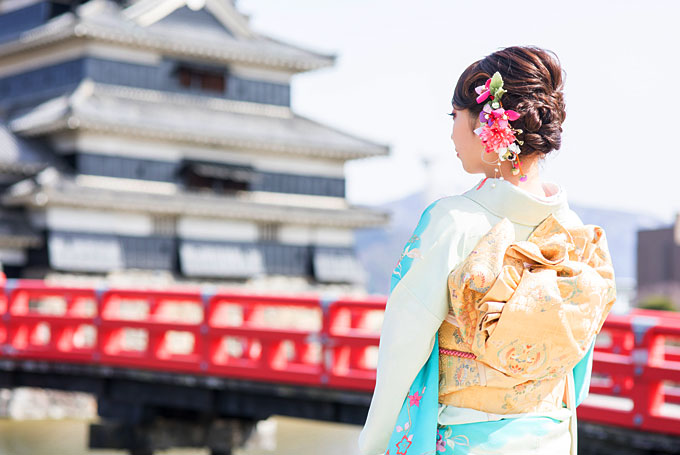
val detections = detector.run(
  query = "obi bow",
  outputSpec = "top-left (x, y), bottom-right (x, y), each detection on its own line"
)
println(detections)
top-left (438, 213), bottom-right (617, 414)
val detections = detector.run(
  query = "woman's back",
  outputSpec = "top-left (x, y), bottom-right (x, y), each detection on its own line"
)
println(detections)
top-left (359, 176), bottom-right (601, 455)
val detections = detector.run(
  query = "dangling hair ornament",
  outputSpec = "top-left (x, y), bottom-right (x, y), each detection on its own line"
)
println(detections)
top-left (474, 72), bottom-right (527, 186)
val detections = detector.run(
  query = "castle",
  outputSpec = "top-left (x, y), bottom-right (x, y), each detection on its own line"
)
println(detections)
top-left (0, 0), bottom-right (390, 293)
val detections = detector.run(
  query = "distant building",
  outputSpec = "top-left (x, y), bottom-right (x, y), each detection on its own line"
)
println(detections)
top-left (636, 213), bottom-right (680, 307)
top-left (0, 0), bottom-right (389, 292)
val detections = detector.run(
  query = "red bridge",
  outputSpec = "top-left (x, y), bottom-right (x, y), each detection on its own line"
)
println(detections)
top-left (0, 279), bottom-right (678, 454)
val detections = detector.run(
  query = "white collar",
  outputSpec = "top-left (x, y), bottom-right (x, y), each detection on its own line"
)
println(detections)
top-left (461, 176), bottom-right (570, 226)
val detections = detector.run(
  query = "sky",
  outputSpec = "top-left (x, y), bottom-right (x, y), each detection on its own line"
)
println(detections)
top-left (238, 0), bottom-right (679, 225)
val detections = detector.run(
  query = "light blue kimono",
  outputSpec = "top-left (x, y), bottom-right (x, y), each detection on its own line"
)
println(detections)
top-left (380, 188), bottom-right (593, 455)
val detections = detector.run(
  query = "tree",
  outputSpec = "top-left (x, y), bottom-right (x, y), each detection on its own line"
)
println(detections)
top-left (638, 294), bottom-right (677, 312)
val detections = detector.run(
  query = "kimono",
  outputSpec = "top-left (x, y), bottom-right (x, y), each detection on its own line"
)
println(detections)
top-left (358, 176), bottom-right (615, 455)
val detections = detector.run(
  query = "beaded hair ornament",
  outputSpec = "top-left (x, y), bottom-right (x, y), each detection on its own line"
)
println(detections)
top-left (473, 71), bottom-right (527, 184)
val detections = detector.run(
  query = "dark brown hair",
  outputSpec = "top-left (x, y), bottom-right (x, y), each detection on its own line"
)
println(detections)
top-left (452, 46), bottom-right (566, 157)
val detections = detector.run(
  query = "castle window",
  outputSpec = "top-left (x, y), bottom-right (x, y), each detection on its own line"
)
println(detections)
top-left (176, 64), bottom-right (226, 93)
top-left (179, 159), bottom-right (257, 194)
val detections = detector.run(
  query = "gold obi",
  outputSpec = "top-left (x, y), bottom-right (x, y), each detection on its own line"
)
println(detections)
top-left (438, 213), bottom-right (616, 414)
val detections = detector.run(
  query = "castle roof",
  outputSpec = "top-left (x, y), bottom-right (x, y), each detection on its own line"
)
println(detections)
top-left (0, 123), bottom-right (55, 179)
top-left (8, 80), bottom-right (389, 160)
top-left (0, 0), bottom-right (335, 72)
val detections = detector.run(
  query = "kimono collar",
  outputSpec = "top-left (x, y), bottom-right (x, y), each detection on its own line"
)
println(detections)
top-left (461, 176), bottom-right (569, 227)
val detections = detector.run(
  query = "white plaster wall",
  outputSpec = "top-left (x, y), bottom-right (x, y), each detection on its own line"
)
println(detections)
top-left (177, 216), bottom-right (259, 242)
top-left (278, 225), bottom-right (354, 247)
top-left (74, 175), bottom-right (178, 196)
top-left (313, 227), bottom-right (355, 247)
top-left (277, 224), bottom-right (312, 245)
top-left (45, 207), bottom-right (153, 236)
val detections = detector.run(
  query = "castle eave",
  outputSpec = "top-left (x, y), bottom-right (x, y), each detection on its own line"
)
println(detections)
top-left (2, 181), bottom-right (390, 229)
top-left (8, 83), bottom-right (390, 161)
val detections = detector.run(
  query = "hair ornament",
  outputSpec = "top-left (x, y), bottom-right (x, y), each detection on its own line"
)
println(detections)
top-left (474, 72), bottom-right (528, 183)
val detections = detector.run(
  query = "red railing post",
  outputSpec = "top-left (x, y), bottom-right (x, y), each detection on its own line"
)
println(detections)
top-left (630, 314), bottom-right (665, 427)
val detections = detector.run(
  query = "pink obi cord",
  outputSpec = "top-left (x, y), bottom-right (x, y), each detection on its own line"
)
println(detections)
top-left (439, 347), bottom-right (477, 359)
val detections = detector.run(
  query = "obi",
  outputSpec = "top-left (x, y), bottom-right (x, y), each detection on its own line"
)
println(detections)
top-left (438, 213), bottom-right (617, 414)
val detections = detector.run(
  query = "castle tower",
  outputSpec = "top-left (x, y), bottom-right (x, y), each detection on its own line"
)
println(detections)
top-left (0, 0), bottom-right (389, 292)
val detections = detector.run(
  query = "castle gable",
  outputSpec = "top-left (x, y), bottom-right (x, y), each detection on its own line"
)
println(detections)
top-left (123, 0), bottom-right (254, 40)
top-left (146, 5), bottom-right (235, 39)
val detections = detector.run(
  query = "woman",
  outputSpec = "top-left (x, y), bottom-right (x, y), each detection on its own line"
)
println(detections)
top-left (358, 46), bottom-right (617, 455)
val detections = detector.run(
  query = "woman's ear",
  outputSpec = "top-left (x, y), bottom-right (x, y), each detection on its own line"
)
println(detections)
top-left (468, 109), bottom-right (479, 131)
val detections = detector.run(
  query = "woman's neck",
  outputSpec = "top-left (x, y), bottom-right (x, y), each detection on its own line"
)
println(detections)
top-left (483, 155), bottom-right (550, 197)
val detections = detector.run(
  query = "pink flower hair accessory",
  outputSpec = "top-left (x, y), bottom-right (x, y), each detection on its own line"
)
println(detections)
top-left (473, 72), bottom-right (527, 184)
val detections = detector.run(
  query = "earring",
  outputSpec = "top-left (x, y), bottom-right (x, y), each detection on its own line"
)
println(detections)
top-left (481, 150), bottom-right (503, 187)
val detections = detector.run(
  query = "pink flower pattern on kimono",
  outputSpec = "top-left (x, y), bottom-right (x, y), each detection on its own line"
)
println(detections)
top-left (436, 425), bottom-right (470, 453)
top-left (409, 390), bottom-right (423, 407)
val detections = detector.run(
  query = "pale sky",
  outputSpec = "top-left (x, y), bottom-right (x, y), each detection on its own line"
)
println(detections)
top-left (239, 0), bottom-right (679, 224)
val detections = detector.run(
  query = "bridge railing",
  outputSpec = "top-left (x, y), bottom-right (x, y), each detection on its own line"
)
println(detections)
top-left (0, 279), bottom-right (679, 435)
top-left (578, 310), bottom-right (680, 434)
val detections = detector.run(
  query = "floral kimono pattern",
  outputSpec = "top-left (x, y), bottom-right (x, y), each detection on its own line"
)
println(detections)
top-left (384, 200), bottom-right (440, 455)
top-left (384, 335), bottom-right (440, 455)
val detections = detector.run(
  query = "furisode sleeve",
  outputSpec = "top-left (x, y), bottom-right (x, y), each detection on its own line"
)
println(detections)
top-left (358, 199), bottom-right (464, 455)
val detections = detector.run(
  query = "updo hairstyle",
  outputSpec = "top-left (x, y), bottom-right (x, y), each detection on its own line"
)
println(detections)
top-left (452, 45), bottom-right (566, 158)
